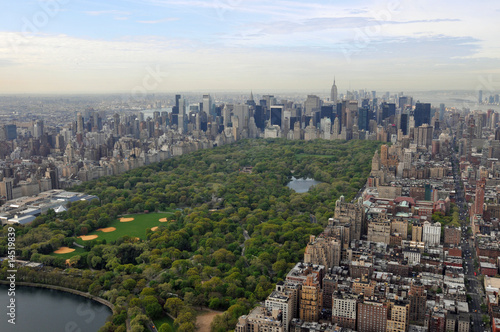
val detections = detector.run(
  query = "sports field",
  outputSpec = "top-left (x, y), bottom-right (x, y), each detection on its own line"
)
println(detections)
top-left (74, 212), bottom-right (175, 244)
top-left (50, 246), bottom-right (87, 259)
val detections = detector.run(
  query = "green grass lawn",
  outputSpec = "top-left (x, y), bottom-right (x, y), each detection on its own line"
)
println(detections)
top-left (50, 246), bottom-right (87, 259)
top-left (153, 315), bottom-right (176, 331)
top-left (75, 212), bottom-right (175, 245)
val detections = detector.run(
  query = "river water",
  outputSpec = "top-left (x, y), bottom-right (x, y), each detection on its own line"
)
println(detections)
top-left (0, 284), bottom-right (111, 332)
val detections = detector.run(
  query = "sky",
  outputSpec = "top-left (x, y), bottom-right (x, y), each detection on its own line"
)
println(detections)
top-left (0, 0), bottom-right (500, 94)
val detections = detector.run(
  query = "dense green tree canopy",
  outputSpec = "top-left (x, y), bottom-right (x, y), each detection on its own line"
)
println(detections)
top-left (0, 138), bottom-right (381, 331)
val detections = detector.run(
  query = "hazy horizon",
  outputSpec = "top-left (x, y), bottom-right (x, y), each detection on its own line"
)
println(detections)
top-left (1, 1), bottom-right (500, 94)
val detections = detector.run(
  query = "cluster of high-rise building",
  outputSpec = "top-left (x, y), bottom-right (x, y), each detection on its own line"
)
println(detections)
top-left (0, 82), bottom-right (446, 207)
top-left (236, 94), bottom-right (500, 331)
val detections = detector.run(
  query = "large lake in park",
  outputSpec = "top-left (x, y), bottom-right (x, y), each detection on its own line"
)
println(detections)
top-left (0, 284), bottom-right (112, 331)
top-left (287, 177), bottom-right (321, 193)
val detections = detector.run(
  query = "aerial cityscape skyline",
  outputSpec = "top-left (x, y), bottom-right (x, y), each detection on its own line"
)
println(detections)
top-left (1, 0), bottom-right (500, 93)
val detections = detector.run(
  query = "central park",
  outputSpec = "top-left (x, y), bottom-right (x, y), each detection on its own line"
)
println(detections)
top-left (0, 139), bottom-right (382, 331)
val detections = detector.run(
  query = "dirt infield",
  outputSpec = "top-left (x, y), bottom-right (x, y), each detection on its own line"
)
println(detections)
top-left (151, 226), bottom-right (159, 231)
top-left (159, 218), bottom-right (168, 222)
top-left (120, 217), bottom-right (134, 222)
top-left (196, 310), bottom-right (221, 332)
top-left (54, 247), bottom-right (75, 254)
top-left (96, 227), bottom-right (117, 233)
top-left (79, 235), bottom-right (98, 241)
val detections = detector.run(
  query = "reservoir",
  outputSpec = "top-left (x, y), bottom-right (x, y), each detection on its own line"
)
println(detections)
top-left (287, 177), bottom-right (321, 193)
top-left (0, 284), bottom-right (112, 331)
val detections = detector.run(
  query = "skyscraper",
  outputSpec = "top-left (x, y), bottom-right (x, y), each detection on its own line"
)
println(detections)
top-left (304, 95), bottom-right (321, 116)
top-left (409, 279), bottom-right (426, 323)
top-left (479, 90), bottom-right (483, 104)
top-left (330, 78), bottom-right (338, 103)
top-left (77, 112), bottom-right (84, 134)
top-left (414, 102), bottom-right (431, 127)
top-left (270, 106), bottom-right (283, 128)
top-left (33, 120), bottom-right (44, 138)
top-left (203, 94), bottom-right (213, 117)
top-left (4, 124), bottom-right (17, 140)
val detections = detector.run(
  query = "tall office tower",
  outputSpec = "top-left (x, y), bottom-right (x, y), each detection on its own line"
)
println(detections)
top-left (77, 112), bottom-right (84, 134)
top-left (46, 167), bottom-right (60, 190)
top-left (409, 279), bottom-right (427, 323)
top-left (346, 100), bottom-right (359, 129)
top-left (341, 100), bottom-right (349, 128)
top-left (487, 109), bottom-right (494, 128)
top-left (175, 94), bottom-right (181, 110)
top-left (320, 118), bottom-right (332, 139)
top-left (202, 94), bottom-right (213, 117)
top-left (33, 120), bottom-right (44, 138)
top-left (398, 95), bottom-right (413, 110)
top-left (4, 124), bottom-right (17, 140)
top-left (270, 106), bottom-right (283, 128)
top-left (439, 103), bottom-right (445, 121)
top-left (222, 104), bottom-right (231, 129)
top-left (253, 106), bottom-right (266, 131)
top-left (153, 111), bottom-right (160, 124)
top-left (113, 113), bottom-right (120, 136)
top-left (381, 102), bottom-right (396, 121)
top-left (358, 107), bottom-right (370, 131)
top-left (475, 178), bottom-right (486, 216)
top-left (178, 98), bottom-right (186, 117)
top-left (233, 104), bottom-right (250, 128)
top-left (476, 115), bottom-right (483, 138)
top-left (92, 112), bottom-right (99, 131)
top-left (262, 95), bottom-right (276, 108)
top-left (399, 111), bottom-right (409, 135)
top-left (357, 300), bottom-right (388, 332)
top-left (479, 90), bottom-right (483, 104)
top-left (414, 102), bottom-right (431, 127)
top-left (54, 134), bottom-right (64, 149)
top-left (330, 78), bottom-right (338, 103)
top-left (361, 98), bottom-right (370, 109)
top-left (320, 105), bottom-right (333, 121)
top-left (299, 274), bottom-right (322, 323)
top-left (495, 127), bottom-right (500, 141)
top-left (304, 95), bottom-right (321, 116)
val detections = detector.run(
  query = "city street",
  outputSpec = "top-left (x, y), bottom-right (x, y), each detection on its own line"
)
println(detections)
top-left (451, 154), bottom-right (488, 332)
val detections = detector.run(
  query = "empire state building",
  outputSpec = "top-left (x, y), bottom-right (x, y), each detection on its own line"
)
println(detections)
top-left (331, 78), bottom-right (338, 103)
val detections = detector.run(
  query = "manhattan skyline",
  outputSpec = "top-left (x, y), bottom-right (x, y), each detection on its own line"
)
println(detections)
top-left (1, 0), bottom-right (500, 94)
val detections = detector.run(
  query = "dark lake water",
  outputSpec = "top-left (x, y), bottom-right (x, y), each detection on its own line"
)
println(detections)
top-left (0, 284), bottom-right (112, 332)
top-left (287, 177), bottom-right (321, 193)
